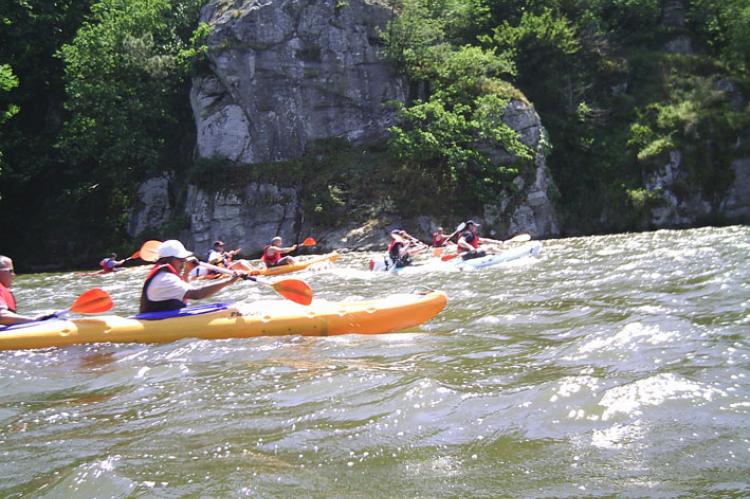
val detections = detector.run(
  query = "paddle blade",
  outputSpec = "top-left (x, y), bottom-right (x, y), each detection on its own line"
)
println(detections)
top-left (128, 250), bottom-right (141, 260)
top-left (508, 233), bottom-right (532, 243)
top-left (272, 279), bottom-right (313, 306)
top-left (441, 253), bottom-right (459, 262)
top-left (302, 237), bottom-right (316, 246)
top-left (70, 288), bottom-right (113, 314)
top-left (139, 240), bottom-right (162, 262)
top-left (432, 247), bottom-right (443, 257)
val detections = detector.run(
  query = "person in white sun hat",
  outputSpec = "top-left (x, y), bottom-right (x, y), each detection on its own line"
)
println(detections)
top-left (140, 240), bottom-right (246, 313)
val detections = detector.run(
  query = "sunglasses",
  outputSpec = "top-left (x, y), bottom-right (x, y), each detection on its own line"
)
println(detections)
top-left (0, 268), bottom-right (15, 274)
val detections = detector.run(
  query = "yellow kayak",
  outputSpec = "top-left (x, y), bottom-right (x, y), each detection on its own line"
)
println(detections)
top-left (193, 252), bottom-right (338, 280)
top-left (0, 291), bottom-right (447, 351)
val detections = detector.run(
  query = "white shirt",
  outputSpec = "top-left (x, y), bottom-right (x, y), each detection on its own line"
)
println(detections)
top-left (207, 250), bottom-right (224, 265)
top-left (146, 272), bottom-right (191, 302)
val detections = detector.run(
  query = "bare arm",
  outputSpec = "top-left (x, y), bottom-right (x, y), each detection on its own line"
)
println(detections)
top-left (184, 274), bottom-right (242, 300)
top-left (0, 309), bottom-right (38, 326)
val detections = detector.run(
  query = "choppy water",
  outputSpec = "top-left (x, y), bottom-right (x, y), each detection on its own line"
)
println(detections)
top-left (1, 226), bottom-right (748, 497)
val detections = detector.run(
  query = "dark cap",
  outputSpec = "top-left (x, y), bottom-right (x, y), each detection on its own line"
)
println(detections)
top-left (213, 240), bottom-right (225, 247)
top-left (465, 220), bottom-right (480, 226)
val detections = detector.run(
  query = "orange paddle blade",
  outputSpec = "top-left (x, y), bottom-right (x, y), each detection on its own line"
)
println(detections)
top-left (441, 253), bottom-right (459, 262)
top-left (128, 250), bottom-right (141, 260)
top-left (70, 288), bottom-right (113, 314)
top-left (139, 240), bottom-right (162, 262)
top-left (271, 279), bottom-right (313, 306)
top-left (302, 237), bottom-right (316, 246)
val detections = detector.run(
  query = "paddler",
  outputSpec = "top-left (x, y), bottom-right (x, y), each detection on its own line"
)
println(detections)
top-left (261, 236), bottom-right (298, 268)
top-left (99, 253), bottom-right (125, 273)
top-left (205, 240), bottom-right (242, 276)
top-left (0, 255), bottom-right (47, 325)
top-left (387, 229), bottom-right (425, 268)
top-left (140, 240), bottom-right (246, 313)
top-left (456, 220), bottom-right (490, 260)
top-left (207, 240), bottom-right (241, 267)
top-left (432, 227), bottom-right (449, 247)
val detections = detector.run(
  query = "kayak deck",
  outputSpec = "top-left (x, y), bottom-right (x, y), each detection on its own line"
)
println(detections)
top-left (0, 291), bottom-right (447, 351)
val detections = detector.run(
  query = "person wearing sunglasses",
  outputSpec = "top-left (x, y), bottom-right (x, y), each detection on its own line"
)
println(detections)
top-left (0, 256), bottom-right (42, 326)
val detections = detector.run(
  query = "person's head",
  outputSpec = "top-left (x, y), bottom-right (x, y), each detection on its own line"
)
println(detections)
top-left (213, 240), bottom-right (225, 250)
top-left (271, 236), bottom-right (282, 245)
top-left (466, 220), bottom-right (480, 231)
top-left (436, 227), bottom-right (444, 234)
top-left (110, 253), bottom-right (117, 259)
top-left (157, 240), bottom-right (194, 271)
top-left (0, 256), bottom-right (15, 288)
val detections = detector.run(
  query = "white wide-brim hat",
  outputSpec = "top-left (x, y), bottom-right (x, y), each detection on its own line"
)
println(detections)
top-left (158, 240), bottom-right (193, 259)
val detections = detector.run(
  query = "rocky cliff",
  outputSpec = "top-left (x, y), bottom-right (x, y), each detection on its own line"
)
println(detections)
top-left (129, 0), bottom-right (562, 256)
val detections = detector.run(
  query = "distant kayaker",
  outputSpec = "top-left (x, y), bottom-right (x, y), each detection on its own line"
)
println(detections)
top-left (207, 240), bottom-right (241, 267)
top-left (99, 253), bottom-right (125, 273)
top-left (432, 227), bottom-right (449, 247)
top-left (456, 220), bottom-right (490, 260)
top-left (262, 237), bottom-right (298, 268)
top-left (387, 229), bottom-right (426, 268)
top-left (0, 255), bottom-right (45, 325)
top-left (140, 240), bottom-right (246, 313)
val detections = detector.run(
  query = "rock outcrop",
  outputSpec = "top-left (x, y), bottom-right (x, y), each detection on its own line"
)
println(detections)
top-left (129, 0), bottom-right (561, 255)
top-left (191, 0), bottom-right (405, 163)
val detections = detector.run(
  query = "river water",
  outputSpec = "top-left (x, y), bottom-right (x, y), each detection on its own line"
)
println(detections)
top-left (1, 226), bottom-right (748, 497)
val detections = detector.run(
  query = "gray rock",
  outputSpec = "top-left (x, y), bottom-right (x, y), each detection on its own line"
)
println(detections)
top-left (720, 158), bottom-right (750, 222)
top-left (128, 176), bottom-right (172, 237)
top-left (192, 0), bottom-right (406, 163)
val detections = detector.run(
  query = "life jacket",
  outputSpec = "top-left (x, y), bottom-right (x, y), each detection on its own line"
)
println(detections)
top-left (457, 228), bottom-right (479, 253)
top-left (139, 263), bottom-right (187, 313)
top-left (386, 240), bottom-right (411, 268)
top-left (0, 283), bottom-right (17, 313)
top-left (262, 245), bottom-right (281, 267)
top-left (99, 258), bottom-right (114, 273)
top-left (432, 232), bottom-right (448, 247)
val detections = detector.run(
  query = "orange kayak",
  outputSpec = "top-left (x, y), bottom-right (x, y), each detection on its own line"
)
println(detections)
top-left (193, 252), bottom-right (337, 280)
top-left (0, 290), bottom-right (447, 350)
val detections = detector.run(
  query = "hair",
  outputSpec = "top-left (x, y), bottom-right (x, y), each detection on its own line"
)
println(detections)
top-left (111, 253), bottom-right (117, 258)
top-left (272, 236), bottom-right (282, 243)
top-left (0, 255), bottom-right (10, 268)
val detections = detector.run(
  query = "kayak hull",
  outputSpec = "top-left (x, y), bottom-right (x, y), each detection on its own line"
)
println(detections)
top-left (193, 252), bottom-right (338, 280)
top-left (0, 291), bottom-right (447, 351)
top-left (456, 241), bottom-right (542, 270)
top-left (370, 242), bottom-right (542, 273)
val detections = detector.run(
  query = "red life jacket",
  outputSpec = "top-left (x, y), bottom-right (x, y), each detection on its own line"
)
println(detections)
top-left (262, 245), bottom-right (281, 267)
top-left (0, 283), bottom-right (17, 313)
top-left (139, 263), bottom-right (187, 313)
top-left (432, 232), bottom-right (448, 247)
top-left (457, 228), bottom-right (479, 253)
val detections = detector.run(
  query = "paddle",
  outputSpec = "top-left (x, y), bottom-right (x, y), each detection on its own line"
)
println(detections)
top-left (135, 240), bottom-right (161, 263)
top-left (444, 222), bottom-right (467, 244)
top-left (301, 237), bottom-right (316, 246)
top-left (198, 261), bottom-right (313, 306)
top-left (46, 288), bottom-right (114, 319)
top-left (441, 233), bottom-right (532, 262)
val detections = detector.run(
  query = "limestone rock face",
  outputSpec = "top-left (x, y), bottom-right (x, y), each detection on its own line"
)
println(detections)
top-left (192, 0), bottom-right (406, 163)
top-left (128, 176), bottom-right (172, 237)
top-left (481, 100), bottom-right (560, 238)
top-left (720, 158), bottom-right (750, 222)
top-left (182, 183), bottom-right (302, 259)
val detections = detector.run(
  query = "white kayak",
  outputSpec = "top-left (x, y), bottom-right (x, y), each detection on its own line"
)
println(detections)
top-left (454, 241), bottom-right (542, 270)
top-left (370, 241), bottom-right (542, 273)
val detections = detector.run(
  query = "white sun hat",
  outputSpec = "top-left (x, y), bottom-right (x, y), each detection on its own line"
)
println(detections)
top-left (158, 240), bottom-right (193, 259)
